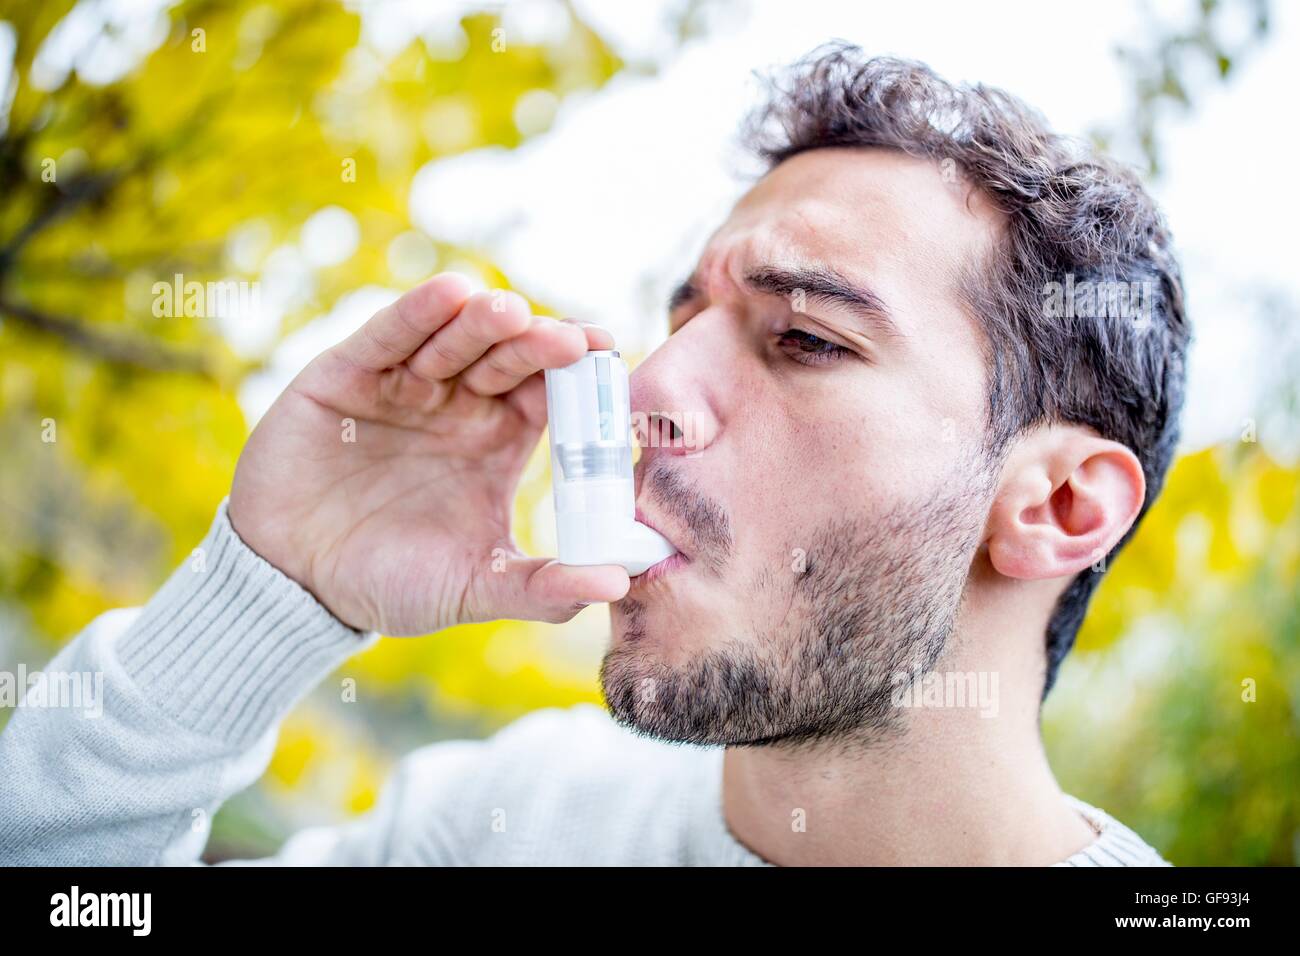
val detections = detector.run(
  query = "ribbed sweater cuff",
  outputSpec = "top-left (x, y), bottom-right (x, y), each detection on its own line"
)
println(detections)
top-left (115, 499), bottom-right (377, 747)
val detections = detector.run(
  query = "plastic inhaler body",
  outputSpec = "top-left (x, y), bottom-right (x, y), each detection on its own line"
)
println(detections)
top-left (544, 350), bottom-right (676, 576)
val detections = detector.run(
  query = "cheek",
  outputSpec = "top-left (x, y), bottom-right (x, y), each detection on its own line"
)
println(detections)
top-left (727, 370), bottom-right (978, 550)
top-left (724, 389), bottom-right (888, 561)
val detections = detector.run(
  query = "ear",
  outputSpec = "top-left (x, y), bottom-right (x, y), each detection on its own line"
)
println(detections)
top-left (986, 426), bottom-right (1146, 581)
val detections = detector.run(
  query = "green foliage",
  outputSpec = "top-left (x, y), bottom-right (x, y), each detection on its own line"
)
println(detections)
top-left (0, 1), bottom-right (625, 841)
top-left (1097, 0), bottom-right (1272, 174)
top-left (0, 0), bottom-right (622, 646)
top-left (1045, 444), bottom-right (1300, 865)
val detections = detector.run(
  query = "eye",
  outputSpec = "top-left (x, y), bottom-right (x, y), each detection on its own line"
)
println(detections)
top-left (776, 328), bottom-right (852, 366)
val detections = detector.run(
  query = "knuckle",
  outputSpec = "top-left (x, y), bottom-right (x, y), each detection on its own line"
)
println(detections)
top-left (428, 334), bottom-right (466, 371)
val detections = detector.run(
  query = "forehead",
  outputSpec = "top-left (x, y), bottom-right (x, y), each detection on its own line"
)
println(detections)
top-left (702, 147), bottom-right (1004, 327)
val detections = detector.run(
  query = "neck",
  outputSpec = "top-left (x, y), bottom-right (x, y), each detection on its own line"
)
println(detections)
top-left (721, 608), bottom-right (1096, 866)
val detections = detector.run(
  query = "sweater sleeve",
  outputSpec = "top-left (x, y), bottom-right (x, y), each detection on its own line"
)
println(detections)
top-left (0, 501), bottom-right (380, 866)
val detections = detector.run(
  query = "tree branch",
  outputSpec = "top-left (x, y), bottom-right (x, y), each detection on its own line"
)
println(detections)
top-left (0, 298), bottom-right (218, 381)
top-left (0, 170), bottom-right (122, 277)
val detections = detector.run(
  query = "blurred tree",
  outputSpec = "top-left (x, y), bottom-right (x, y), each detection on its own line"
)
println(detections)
top-left (0, 0), bottom-right (620, 645)
top-left (1044, 441), bottom-right (1299, 865)
top-left (0, 0), bottom-right (673, 857)
top-left (1095, 0), bottom-right (1272, 175)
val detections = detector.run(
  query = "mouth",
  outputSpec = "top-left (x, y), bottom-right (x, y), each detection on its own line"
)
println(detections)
top-left (634, 506), bottom-right (691, 584)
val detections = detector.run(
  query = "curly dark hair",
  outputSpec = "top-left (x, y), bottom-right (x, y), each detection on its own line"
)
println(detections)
top-left (742, 43), bottom-right (1190, 697)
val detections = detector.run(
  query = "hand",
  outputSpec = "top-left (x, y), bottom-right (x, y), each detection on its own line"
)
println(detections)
top-left (227, 273), bottom-right (631, 634)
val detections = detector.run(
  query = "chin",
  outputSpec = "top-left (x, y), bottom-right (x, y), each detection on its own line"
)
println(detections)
top-left (609, 606), bottom-right (722, 691)
top-left (608, 597), bottom-right (653, 646)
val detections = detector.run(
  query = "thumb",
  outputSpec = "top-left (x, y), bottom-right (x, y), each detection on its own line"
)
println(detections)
top-left (476, 555), bottom-right (631, 624)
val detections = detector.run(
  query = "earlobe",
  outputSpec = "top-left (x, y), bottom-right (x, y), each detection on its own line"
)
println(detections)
top-left (987, 429), bottom-right (1146, 582)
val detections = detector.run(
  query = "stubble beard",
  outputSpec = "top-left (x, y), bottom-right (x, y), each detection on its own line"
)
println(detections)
top-left (601, 459), bottom-right (994, 750)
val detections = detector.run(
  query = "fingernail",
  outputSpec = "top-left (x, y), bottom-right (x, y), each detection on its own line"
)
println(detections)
top-left (577, 321), bottom-right (615, 345)
top-left (565, 317), bottom-right (610, 331)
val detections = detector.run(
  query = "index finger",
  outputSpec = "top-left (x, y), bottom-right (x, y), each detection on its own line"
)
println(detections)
top-left (334, 273), bottom-right (475, 371)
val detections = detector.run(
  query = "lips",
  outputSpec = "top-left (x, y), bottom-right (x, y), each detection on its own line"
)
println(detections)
top-left (633, 549), bottom-right (690, 585)
top-left (635, 505), bottom-right (686, 560)
top-left (633, 505), bottom-right (691, 584)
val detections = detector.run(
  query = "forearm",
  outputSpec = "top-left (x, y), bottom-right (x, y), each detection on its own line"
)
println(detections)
top-left (0, 501), bottom-right (376, 865)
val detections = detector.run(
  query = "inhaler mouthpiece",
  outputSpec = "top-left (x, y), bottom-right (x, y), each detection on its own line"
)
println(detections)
top-left (544, 350), bottom-right (676, 576)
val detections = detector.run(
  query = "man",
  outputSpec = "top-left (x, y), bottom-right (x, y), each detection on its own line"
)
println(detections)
top-left (0, 45), bottom-right (1184, 866)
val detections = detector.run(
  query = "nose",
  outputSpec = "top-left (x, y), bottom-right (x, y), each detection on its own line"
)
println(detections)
top-left (629, 315), bottom-right (725, 461)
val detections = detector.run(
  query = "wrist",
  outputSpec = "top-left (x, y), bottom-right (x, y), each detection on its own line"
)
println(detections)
top-left (115, 498), bottom-right (375, 746)
top-left (227, 489), bottom-right (372, 632)
top-left (227, 487), bottom-right (315, 593)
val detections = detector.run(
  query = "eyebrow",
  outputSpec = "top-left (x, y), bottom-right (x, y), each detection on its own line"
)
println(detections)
top-left (668, 265), bottom-right (902, 340)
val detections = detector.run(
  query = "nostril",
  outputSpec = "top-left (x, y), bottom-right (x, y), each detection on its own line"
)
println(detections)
top-left (662, 415), bottom-right (684, 449)
top-left (652, 411), bottom-right (706, 456)
top-left (641, 413), bottom-right (680, 448)
top-left (638, 409), bottom-right (708, 456)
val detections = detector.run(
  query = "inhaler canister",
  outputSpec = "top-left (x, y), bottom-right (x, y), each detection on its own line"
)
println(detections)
top-left (544, 350), bottom-right (676, 576)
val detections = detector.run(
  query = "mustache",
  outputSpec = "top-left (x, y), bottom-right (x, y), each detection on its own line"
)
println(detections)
top-left (641, 458), bottom-right (733, 572)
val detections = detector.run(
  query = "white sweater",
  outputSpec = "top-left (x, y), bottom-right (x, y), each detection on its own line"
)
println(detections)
top-left (0, 503), bottom-right (1171, 867)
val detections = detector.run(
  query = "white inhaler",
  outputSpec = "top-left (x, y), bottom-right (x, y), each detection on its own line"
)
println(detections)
top-left (544, 350), bottom-right (676, 576)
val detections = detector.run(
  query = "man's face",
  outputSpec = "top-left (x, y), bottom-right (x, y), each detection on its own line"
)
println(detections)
top-left (602, 146), bottom-right (1007, 747)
